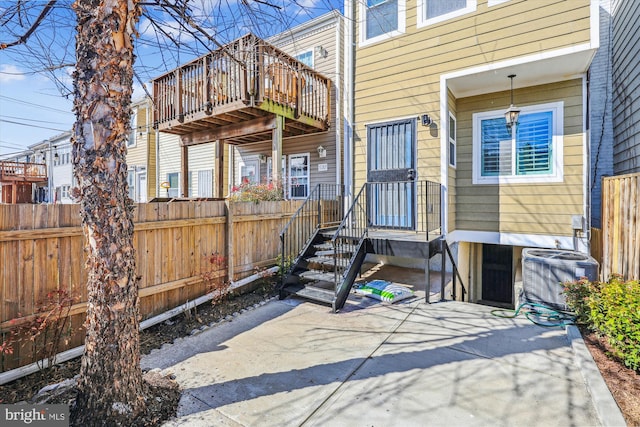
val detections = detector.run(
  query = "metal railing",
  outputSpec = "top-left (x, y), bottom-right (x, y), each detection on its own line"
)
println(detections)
top-left (366, 180), bottom-right (441, 237)
top-left (279, 184), bottom-right (344, 281)
top-left (331, 183), bottom-right (369, 286)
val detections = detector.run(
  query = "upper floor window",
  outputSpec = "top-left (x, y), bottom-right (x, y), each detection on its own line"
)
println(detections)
top-left (361, 0), bottom-right (406, 46)
top-left (128, 110), bottom-right (137, 148)
top-left (296, 50), bottom-right (313, 68)
top-left (417, 0), bottom-right (476, 28)
top-left (448, 112), bottom-right (457, 168)
top-left (53, 146), bottom-right (71, 166)
top-left (472, 102), bottom-right (563, 184)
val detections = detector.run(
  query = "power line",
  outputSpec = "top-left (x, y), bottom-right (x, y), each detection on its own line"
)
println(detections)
top-left (0, 114), bottom-right (70, 125)
top-left (0, 94), bottom-right (72, 115)
top-left (0, 119), bottom-right (69, 132)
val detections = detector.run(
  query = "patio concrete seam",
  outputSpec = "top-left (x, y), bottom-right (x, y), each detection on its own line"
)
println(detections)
top-left (566, 325), bottom-right (626, 427)
top-left (299, 303), bottom-right (419, 426)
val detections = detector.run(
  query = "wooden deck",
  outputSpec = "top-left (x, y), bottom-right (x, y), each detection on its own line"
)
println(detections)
top-left (152, 34), bottom-right (331, 145)
top-left (0, 161), bottom-right (47, 183)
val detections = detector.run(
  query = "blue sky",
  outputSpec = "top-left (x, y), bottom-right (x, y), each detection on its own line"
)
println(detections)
top-left (0, 0), bottom-right (342, 157)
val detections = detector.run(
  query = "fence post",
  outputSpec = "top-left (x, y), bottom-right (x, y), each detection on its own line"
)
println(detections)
top-left (226, 200), bottom-right (234, 282)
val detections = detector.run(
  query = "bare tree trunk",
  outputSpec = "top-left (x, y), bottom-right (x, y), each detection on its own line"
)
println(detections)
top-left (71, 0), bottom-right (145, 424)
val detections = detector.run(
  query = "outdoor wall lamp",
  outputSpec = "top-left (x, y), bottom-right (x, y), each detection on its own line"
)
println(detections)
top-left (54, 145), bottom-right (59, 162)
top-left (505, 74), bottom-right (520, 136)
top-left (315, 46), bottom-right (328, 59)
top-left (317, 145), bottom-right (326, 158)
top-left (420, 114), bottom-right (432, 126)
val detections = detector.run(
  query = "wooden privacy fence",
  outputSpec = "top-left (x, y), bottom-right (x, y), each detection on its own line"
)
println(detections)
top-left (0, 199), bottom-right (302, 371)
top-left (599, 173), bottom-right (640, 281)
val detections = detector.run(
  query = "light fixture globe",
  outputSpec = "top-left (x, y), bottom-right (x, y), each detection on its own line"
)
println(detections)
top-left (505, 74), bottom-right (520, 135)
top-left (505, 104), bottom-right (520, 132)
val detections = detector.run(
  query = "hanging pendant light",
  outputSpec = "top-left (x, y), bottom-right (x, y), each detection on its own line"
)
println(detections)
top-left (505, 74), bottom-right (520, 136)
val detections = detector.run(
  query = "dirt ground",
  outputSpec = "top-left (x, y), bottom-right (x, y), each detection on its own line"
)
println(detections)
top-left (0, 275), bottom-right (638, 426)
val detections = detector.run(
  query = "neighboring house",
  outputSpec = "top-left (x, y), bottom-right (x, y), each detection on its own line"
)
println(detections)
top-left (343, 0), bottom-right (600, 306)
top-left (29, 132), bottom-right (74, 204)
top-left (588, 0), bottom-right (614, 229)
top-left (125, 97), bottom-right (157, 202)
top-left (152, 10), bottom-right (344, 199)
top-left (610, 0), bottom-right (640, 175)
top-left (0, 149), bottom-right (46, 204)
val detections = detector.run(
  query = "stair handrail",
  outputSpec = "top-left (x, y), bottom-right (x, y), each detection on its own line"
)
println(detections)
top-left (443, 240), bottom-right (467, 301)
top-left (279, 184), bottom-right (343, 282)
top-left (330, 183), bottom-right (369, 288)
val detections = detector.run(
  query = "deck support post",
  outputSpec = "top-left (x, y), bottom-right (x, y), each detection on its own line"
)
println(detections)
top-left (180, 145), bottom-right (188, 197)
top-left (425, 257), bottom-right (431, 304)
top-left (272, 115), bottom-right (284, 189)
top-left (215, 140), bottom-right (225, 198)
top-left (440, 238), bottom-right (446, 301)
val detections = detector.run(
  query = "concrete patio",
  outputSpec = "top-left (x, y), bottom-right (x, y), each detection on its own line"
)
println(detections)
top-left (141, 268), bottom-right (624, 427)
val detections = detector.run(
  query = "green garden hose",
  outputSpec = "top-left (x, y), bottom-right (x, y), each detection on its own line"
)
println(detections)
top-left (491, 301), bottom-right (576, 327)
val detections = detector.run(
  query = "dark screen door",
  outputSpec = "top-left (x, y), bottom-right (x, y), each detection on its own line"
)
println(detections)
top-left (367, 119), bottom-right (416, 229)
top-left (482, 244), bottom-right (513, 304)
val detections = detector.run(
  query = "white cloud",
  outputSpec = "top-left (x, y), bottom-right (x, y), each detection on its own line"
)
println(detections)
top-left (0, 64), bottom-right (27, 83)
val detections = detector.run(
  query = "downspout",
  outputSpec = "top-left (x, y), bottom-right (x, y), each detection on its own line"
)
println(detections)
top-left (335, 14), bottom-right (342, 189)
top-left (582, 73), bottom-right (591, 254)
top-left (344, 0), bottom-right (355, 205)
top-left (155, 126), bottom-right (160, 198)
top-left (440, 76), bottom-right (449, 237)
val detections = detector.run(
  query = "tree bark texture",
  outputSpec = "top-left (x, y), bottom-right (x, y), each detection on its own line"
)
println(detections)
top-left (71, 0), bottom-right (145, 424)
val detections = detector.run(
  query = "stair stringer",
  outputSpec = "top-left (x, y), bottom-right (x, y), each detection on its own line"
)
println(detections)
top-left (332, 238), bottom-right (371, 312)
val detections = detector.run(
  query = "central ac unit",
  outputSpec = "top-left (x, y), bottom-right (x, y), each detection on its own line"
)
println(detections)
top-left (522, 248), bottom-right (598, 310)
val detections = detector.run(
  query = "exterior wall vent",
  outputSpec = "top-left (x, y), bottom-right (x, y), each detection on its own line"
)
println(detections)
top-left (521, 248), bottom-right (599, 310)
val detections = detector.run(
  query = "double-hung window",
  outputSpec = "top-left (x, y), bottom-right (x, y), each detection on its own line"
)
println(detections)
top-left (472, 102), bottom-right (563, 184)
top-left (128, 110), bottom-right (137, 148)
top-left (417, 0), bottom-right (476, 28)
top-left (361, 0), bottom-right (405, 45)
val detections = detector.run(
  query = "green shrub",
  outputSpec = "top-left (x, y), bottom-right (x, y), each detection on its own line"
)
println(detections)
top-left (564, 275), bottom-right (640, 372)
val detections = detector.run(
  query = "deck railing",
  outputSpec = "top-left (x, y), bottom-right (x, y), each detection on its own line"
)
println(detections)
top-left (0, 161), bottom-right (47, 182)
top-left (153, 34), bottom-right (330, 129)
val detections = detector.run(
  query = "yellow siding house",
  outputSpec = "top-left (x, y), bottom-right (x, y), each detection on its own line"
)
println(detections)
top-left (344, 0), bottom-right (599, 306)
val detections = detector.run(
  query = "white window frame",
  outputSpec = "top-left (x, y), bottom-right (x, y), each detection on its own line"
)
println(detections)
top-left (417, 0), bottom-right (476, 29)
top-left (237, 157), bottom-right (260, 186)
top-left (288, 153), bottom-right (310, 200)
top-left (295, 50), bottom-right (314, 69)
top-left (472, 101), bottom-right (564, 185)
top-left (448, 112), bottom-right (457, 168)
top-left (127, 169), bottom-right (136, 200)
top-left (128, 110), bottom-right (137, 148)
top-left (167, 172), bottom-right (180, 197)
top-left (267, 155), bottom-right (286, 185)
top-left (359, 0), bottom-right (406, 47)
top-left (488, 0), bottom-right (510, 6)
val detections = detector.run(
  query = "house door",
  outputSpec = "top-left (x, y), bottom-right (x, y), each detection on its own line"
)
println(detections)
top-left (367, 119), bottom-right (416, 229)
top-left (137, 172), bottom-right (147, 202)
top-left (481, 244), bottom-right (513, 305)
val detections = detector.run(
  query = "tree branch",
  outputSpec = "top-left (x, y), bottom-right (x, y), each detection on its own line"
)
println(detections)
top-left (0, 0), bottom-right (58, 50)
